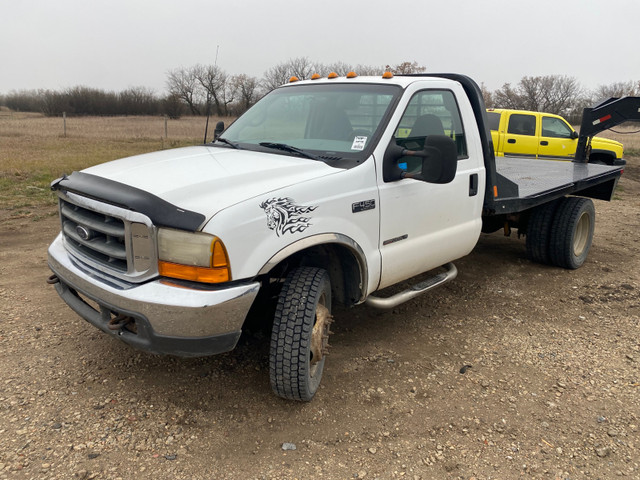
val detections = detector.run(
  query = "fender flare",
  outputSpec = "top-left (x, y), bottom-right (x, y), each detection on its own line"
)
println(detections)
top-left (589, 149), bottom-right (617, 162)
top-left (257, 233), bottom-right (370, 303)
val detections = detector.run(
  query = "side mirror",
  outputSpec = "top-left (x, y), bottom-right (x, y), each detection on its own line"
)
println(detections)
top-left (214, 121), bottom-right (225, 140)
top-left (570, 130), bottom-right (579, 139)
top-left (383, 135), bottom-right (458, 184)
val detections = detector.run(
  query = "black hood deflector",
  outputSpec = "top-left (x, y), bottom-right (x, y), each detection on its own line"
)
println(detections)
top-left (51, 172), bottom-right (206, 232)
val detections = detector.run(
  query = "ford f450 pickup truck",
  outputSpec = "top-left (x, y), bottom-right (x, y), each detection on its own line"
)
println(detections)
top-left (47, 73), bottom-right (638, 401)
top-left (486, 108), bottom-right (624, 165)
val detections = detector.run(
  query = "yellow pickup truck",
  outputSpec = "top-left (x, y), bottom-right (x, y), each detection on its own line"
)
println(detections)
top-left (486, 108), bottom-right (624, 165)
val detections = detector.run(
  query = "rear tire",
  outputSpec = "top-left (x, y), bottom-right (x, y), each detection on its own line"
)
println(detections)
top-left (525, 200), bottom-right (560, 264)
top-left (548, 197), bottom-right (595, 269)
top-left (269, 267), bottom-right (332, 402)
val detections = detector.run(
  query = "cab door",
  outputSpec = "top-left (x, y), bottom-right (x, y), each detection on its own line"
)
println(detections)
top-left (538, 115), bottom-right (577, 160)
top-left (503, 112), bottom-right (539, 157)
top-left (376, 85), bottom-right (485, 290)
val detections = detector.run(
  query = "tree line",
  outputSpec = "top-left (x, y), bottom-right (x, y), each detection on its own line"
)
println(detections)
top-left (483, 76), bottom-right (640, 123)
top-left (1, 57), bottom-right (638, 122)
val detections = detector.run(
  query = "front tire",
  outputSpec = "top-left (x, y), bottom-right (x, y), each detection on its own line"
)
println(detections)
top-left (269, 267), bottom-right (333, 401)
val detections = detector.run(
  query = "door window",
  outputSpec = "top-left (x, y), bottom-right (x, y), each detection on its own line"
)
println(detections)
top-left (507, 114), bottom-right (536, 136)
top-left (395, 90), bottom-right (468, 159)
top-left (541, 116), bottom-right (573, 138)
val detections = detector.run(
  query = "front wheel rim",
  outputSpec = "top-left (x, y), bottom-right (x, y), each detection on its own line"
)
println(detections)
top-left (309, 294), bottom-right (332, 378)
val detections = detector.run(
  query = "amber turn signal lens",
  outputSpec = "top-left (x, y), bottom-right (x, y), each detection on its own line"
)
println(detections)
top-left (158, 261), bottom-right (230, 283)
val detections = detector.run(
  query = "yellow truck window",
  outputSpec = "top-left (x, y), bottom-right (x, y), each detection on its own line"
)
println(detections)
top-left (541, 116), bottom-right (573, 138)
top-left (507, 114), bottom-right (536, 136)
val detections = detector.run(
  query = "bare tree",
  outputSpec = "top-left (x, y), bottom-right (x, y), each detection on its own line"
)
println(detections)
top-left (311, 62), bottom-right (386, 77)
top-left (194, 64), bottom-right (231, 116)
top-left (388, 61), bottom-right (427, 75)
top-left (539, 76), bottom-right (582, 115)
top-left (493, 75), bottom-right (582, 115)
top-left (593, 80), bottom-right (640, 101)
top-left (354, 64), bottom-right (386, 76)
top-left (493, 83), bottom-right (523, 110)
top-left (229, 74), bottom-right (259, 114)
top-left (317, 61), bottom-right (353, 76)
top-left (119, 86), bottom-right (158, 115)
top-left (166, 67), bottom-right (202, 115)
top-left (262, 63), bottom-right (292, 92)
top-left (162, 93), bottom-right (184, 119)
top-left (262, 57), bottom-right (317, 92)
top-left (288, 56), bottom-right (315, 80)
top-left (480, 83), bottom-right (494, 108)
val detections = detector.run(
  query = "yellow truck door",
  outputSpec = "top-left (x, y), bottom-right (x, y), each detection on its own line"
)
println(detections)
top-left (503, 112), bottom-right (539, 157)
top-left (539, 115), bottom-right (576, 160)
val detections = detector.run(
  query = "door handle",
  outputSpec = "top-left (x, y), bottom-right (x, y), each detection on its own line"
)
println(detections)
top-left (507, 138), bottom-right (516, 144)
top-left (540, 140), bottom-right (549, 146)
top-left (469, 173), bottom-right (478, 196)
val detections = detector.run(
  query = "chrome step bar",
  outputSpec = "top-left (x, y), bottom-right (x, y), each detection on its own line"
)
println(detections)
top-left (364, 263), bottom-right (458, 310)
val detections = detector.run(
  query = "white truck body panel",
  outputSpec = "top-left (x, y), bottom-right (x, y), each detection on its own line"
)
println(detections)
top-left (84, 146), bottom-right (338, 222)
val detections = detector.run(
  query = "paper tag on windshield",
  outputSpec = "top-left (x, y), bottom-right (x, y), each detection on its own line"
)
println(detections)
top-left (351, 136), bottom-right (367, 151)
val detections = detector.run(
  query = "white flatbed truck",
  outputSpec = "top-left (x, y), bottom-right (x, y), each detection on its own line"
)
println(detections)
top-left (47, 73), bottom-right (635, 401)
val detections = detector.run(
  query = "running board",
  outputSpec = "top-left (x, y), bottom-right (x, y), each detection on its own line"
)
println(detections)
top-left (364, 263), bottom-right (458, 310)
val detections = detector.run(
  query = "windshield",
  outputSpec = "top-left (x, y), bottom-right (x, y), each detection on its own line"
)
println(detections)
top-left (221, 83), bottom-right (401, 163)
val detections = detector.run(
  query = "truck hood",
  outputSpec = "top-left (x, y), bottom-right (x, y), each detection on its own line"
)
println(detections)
top-left (591, 135), bottom-right (623, 150)
top-left (83, 146), bottom-right (338, 220)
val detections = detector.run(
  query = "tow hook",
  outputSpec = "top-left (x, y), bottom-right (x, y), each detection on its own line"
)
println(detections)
top-left (108, 314), bottom-right (134, 331)
top-left (46, 274), bottom-right (60, 285)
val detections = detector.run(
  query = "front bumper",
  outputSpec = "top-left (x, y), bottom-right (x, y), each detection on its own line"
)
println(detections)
top-left (48, 234), bottom-right (260, 357)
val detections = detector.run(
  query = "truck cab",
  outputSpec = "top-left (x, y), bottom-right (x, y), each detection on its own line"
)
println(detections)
top-left (486, 108), bottom-right (624, 164)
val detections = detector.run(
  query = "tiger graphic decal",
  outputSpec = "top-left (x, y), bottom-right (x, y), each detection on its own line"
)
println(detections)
top-left (259, 197), bottom-right (318, 237)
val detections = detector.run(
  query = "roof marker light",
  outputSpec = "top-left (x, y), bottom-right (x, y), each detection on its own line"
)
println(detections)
top-left (327, 72), bottom-right (338, 79)
top-left (311, 73), bottom-right (321, 80)
top-left (289, 76), bottom-right (299, 83)
top-left (382, 71), bottom-right (394, 79)
top-left (346, 71), bottom-right (358, 78)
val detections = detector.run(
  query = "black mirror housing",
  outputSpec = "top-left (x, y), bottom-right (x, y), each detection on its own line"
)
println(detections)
top-left (570, 130), bottom-right (579, 139)
top-left (214, 121), bottom-right (225, 140)
top-left (420, 135), bottom-right (458, 184)
top-left (383, 135), bottom-right (458, 184)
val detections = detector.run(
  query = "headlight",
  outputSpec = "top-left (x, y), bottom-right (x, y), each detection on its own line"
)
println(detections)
top-left (157, 228), bottom-right (231, 283)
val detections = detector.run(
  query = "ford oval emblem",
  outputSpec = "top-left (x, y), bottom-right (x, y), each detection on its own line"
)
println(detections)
top-left (76, 225), bottom-right (92, 240)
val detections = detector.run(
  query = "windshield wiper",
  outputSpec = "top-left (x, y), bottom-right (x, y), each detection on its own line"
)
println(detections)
top-left (259, 142), bottom-right (322, 161)
top-left (214, 137), bottom-right (240, 149)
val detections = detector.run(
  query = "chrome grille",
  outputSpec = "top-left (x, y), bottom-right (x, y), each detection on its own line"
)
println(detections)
top-left (61, 200), bottom-right (128, 271)
top-left (58, 192), bottom-right (158, 282)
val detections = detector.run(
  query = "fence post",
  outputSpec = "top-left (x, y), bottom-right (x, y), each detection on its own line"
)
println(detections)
top-left (164, 115), bottom-right (168, 139)
top-left (63, 112), bottom-right (67, 137)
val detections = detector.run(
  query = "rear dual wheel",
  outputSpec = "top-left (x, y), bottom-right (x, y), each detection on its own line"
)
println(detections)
top-left (526, 197), bottom-right (595, 269)
top-left (549, 197), bottom-right (595, 269)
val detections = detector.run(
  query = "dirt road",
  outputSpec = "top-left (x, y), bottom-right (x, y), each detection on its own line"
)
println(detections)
top-left (1, 158), bottom-right (639, 480)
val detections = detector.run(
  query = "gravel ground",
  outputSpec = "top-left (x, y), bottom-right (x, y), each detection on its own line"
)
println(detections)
top-left (0, 156), bottom-right (638, 480)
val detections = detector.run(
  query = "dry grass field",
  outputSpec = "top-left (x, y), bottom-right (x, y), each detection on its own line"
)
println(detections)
top-left (0, 114), bottom-right (227, 219)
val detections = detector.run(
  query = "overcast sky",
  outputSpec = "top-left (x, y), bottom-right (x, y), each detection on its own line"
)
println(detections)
top-left (2, 0), bottom-right (639, 95)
